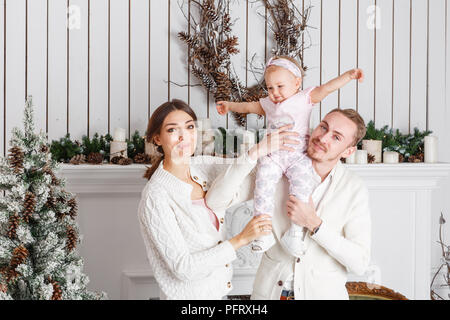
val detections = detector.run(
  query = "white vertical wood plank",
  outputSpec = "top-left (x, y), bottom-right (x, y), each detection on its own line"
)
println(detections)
top-left (303, 0), bottom-right (322, 128)
top-left (109, 0), bottom-right (129, 138)
top-left (130, 0), bottom-right (149, 137)
top-left (374, 0), bottom-right (393, 128)
top-left (5, 0), bottom-right (26, 148)
top-left (246, 0), bottom-right (265, 131)
top-left (428, 0), bottom-right (446, 161)
top-left (149, 0), bottom-right (169, 115)
top-left (226, 0), bottom-right (247, 130)
top-left (392, 0), bottom-right (411, 133)
top-left (48, 0), bottom-right (68, 142)
top-left (410, 0), bottom-right (428, 132)
top-left (320, 0), bottom-right (339, 117)
top-left (89, 0), bottom-right (108, 137)
top-left (169, 0), bottom-right (188, 104)
top-left (339, 0), bottom-right (358, 110)
top-left (68, 0), bottom-right (88, 141)
top-left (0, 0), bottom-right (5, 155)
top-left (357, 0), bottom-right (375, 125)
top-left (27, 0), bottom-right (47, 135)
top-left (446, 0), bottom-right (450, 162)
top-left (187, 1), bottom-right (208, 120)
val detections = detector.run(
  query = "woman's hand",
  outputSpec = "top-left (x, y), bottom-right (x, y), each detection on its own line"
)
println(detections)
top-left (216, 101), bottom-right (231, 115)
top-left (229, 214), bottom-right (273, 250)
top-left (248, 124), bottom-right (300, 161)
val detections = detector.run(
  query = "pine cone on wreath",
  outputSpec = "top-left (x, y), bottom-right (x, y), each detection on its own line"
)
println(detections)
top-left (0, 282), bottom-right (6, 293)
top-left (118, 157), bottom-right (133, 166)
top-left (69, 154), bottom-right (86, 165)
top-left (40, 144), bottom-right (49, 153)
top-left (46, 191), bottom-right (56, 209)
top-left (399, 154), bottom-right (404, 163)
top-left (8, 146), bottom-right (24, 174)
top-left (133, 153), bottom-right (151, 164)
top-left (87, 152), bottom-right (103, 164)
top-left (367, 153), bottom-right (376, 164)
top-left (408, 152), bottom-right (424, 163)
top-left (7, 213), bottom-right (20, 239)
top-left (66, 226), bottom-right (77, 252)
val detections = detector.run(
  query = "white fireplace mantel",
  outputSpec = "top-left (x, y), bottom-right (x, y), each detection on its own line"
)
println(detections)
top-left (58, 163), bottom-right (450, 300)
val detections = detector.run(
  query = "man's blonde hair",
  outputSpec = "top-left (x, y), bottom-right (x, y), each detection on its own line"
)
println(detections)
top-left (328, 108), bottom-right (367, 146)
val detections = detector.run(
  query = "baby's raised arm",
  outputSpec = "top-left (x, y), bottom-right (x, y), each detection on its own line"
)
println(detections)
top-left (310, 68), bottom-right (364, 104)
top-left (216, 101), bottom-right (265, 116)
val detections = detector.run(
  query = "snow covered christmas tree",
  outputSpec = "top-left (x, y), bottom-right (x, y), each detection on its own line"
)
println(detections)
top-left (0, 96), bottom-right (106, 300)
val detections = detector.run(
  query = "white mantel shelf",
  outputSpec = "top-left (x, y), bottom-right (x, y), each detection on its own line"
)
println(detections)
top-left (58, 163), bottom-right (450, 194)
top-left (57, 162), bottom-right (450, 300)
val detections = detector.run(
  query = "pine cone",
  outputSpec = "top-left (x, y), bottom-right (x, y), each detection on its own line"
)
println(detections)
top-left (40, 144), bottom-right (49, 153)
top-left (110, 156), bottom-right (124, 164)
top-left (43, 166), bottom-right (60, 186)
top-left (23, 192), bottom-right (36, 223)
top-left (0, 282), bottom-right (6, 293)
top-left (399, 154), bottom-right (404, 163)
top-left (87, 152), bottom-right (103, 164)
top-left (7, 213), bottom-right (20, 239)
top-left (46, 190), bottom-right (56, 209)
top-left (51, 280), bottom-right (62, 300)
top-left (133, 153), bottom-right (151, 164)
top-left (67, 198), bottom-right (78, 220)
top-left (69, 154), bottom-right (86, 165)
top-left (66, 226), bottom-right (77, 252)
top-left (368, 153), bottom-right (376, 164)
top-left (8, 146), bottom-right (24, 174)
top-left (10, 245), bottom-right (29, 269)
top-left (118, 157), bottom-right (133, 166)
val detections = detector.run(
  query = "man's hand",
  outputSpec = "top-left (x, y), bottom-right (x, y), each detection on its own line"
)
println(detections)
top-left (286, 195), bottom-right (322, 233)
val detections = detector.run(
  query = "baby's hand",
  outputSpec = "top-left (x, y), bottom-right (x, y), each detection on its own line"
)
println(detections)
top-left (216, 101), bottom-right (230, 115)
top-left (348, 68), bottom-right (364, 83)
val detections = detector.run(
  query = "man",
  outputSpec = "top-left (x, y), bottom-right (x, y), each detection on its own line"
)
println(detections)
top-left (250, 108), bottom-right (371, 300)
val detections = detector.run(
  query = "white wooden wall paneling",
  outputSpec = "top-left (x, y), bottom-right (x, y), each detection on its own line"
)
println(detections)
top-left (109, 0), bottom-right (129, 138)
top-left (130, 0), bottom-right (149, 137)
top-left (149, 0), bottom-right (169, 121)
top-left (0, 0), bottom-right (4, 155)
top-left (392, 0), bottom-right (411, 133)
top-left (89, 0), bottom-right (109, 138)
top-left (5, 0), bottom-right (26, 153)
top-left (47, 0), bottom-right (68, 142)
top-left (374, 0), bottom-right (393, 128)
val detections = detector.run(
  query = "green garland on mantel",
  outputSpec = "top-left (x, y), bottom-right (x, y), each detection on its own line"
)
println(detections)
top-left (358, 121), bottom-right (432, 162)
top-left (50, 121), bottom-right (432, 164)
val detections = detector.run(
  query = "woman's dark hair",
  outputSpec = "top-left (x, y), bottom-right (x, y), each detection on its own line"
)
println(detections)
top-left (143, 99), bottom-right (197, 180)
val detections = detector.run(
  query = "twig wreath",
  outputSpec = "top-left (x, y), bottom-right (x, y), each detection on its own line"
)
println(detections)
top-left (177, 0), bottom-right (313, 127)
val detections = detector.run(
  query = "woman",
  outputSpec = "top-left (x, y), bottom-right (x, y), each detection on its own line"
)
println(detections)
top-left (137, 99), bottom-right (299, 300)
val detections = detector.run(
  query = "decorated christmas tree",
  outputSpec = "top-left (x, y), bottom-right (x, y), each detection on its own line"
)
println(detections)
top-left (0, 96), bottom-right (106, 300)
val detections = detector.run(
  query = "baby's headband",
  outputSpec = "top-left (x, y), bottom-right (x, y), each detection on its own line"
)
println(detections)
top-left (265, 57), bottom-right (303, 79)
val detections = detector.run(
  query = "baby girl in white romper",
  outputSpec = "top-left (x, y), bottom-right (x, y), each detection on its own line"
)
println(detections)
top-left (217, 56), bottom-right (364, 256)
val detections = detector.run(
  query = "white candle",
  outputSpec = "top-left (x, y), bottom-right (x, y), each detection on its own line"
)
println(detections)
top-left (362, 140), bottom-right (382, 163)
top-left (242, 130), bottom-right (256, 144)
top-left (424, 136), bottom-right (438, 163)
top-left (355, 150), bottom-right (368, 164)
top-left (110, 141), bottom-right (128, 159)
top-left (113, 128), bottom-right (126, 142)
top-left (383, 151), bottom-right (399, 164)
top-left (346, 151), bottom-right (356, 164)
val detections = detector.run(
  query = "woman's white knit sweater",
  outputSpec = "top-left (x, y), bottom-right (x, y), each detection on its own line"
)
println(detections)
top-left (137, 153), bottom-right (257, 300)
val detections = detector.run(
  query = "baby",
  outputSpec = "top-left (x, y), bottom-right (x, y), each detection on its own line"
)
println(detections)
top-left (216, 56), bottom-right (364, 256)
